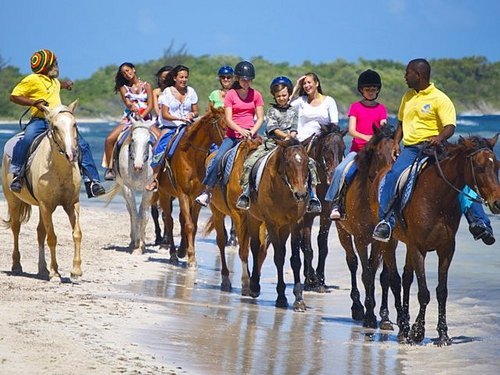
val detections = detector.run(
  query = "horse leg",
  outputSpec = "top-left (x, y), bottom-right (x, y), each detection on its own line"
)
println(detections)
top-left (39, 205), bottom-right (61, 281)
top-left (408, 247), bottom-right (430, 344)
top-left (138, 192), bottom-right (153, 254)
top-left (400, 251), bottom-right (414, 342)
top-left (177, 195), bottom-right (197, 268)
top-left (300, 217), bottom-right (317, 291)
top-left (36, 214), bottom-right (49, 279)
top-left (337, 225), bottom-right (364, 321)
top-left (213, 210), bottom-right (232, 291)
top-left (63, 202), bottom-right (83, 278)
top-left (291, 224), bottom-right (306, 312)
top-left (268, 224), bottom-right (288, 308)
top-left (160, 196), bottom-right (177, 260)
top-left (7, 197), bottom-right (25, 275)
top-left (122, 186), bottom-right (140, 252)
top-left (355, 237), bottom-right (378, 329)
top-left (151, 203), bottom-right (163, 245)
top-left (435, 243), bottom-right (455, 346)
top-left (315, 213), bottom-right (332, 292)
top-left (235, 214), bottom-right (251, 296)
top-left (227, 219), bottom-right (238, 247)
top-left (381, 240), bottom-right (403, 332)
top-left (248, 218), bottom-right (265, 298)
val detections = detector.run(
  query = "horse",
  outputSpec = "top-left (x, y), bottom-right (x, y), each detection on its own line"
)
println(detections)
top-left (1, 101), bottom-right (82, 280)
top-left (335, 124), bottom-right (403, 329)
top-left (203, 138), bottom-right (261, 294)
top-left (246, 138), bottom-right (311, 311)
top-left (299, 124), bottom-right (347, 292)
top-left (156, 105), bottom-right (227, 267)
top-left (370, 134), bottom-right (500, 345)
top-left (106, 117), bottom-right (156, 254)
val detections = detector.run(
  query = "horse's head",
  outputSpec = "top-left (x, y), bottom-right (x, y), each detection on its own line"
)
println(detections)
top-left (459, 134), bottom-right (500, 214)
top-left (307, 123), bottom-right (347, 184)
top-left (129, 117), bottom-right (155, 171)
top-left (356, 123), bottom-right (395, 177)
top-left (184, 106), bottom-right (227, 151)
top-left (276, 138), bottom-right (309, 202)
top-left (41, 100), bottom-right (79, 162)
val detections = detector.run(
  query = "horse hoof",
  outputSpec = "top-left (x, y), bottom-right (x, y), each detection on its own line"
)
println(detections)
top-left (221, 280), bottom-right (232, 292)
top-left (275, 297), bottom-right (289, 309)
top-left (11, 265), bottom-right (23, 275)
top-left (187, 261), bottom-right (197, 270)
top-left (132, 248), bottom-right (143, 255)
top-left (351, 307), bottom-right (365, 322)
top-left (226, 238), bottom-right (238, 247)
top-left (379, 320), bottom-right (394, 331)
top-left (250, 290), bottom-right (260, 299)
top-left (293, 300), bottom-right (306, 312)
top-left (434, 335), bottom-right (452, 347)
top-left (241, 287), bottom-right (251, 297)
top-left (49, 275), bottom-right (62, 283)
top-left (177, 247), bottom-right (187, 259)
top-left (363, 316), bottom-right (378, 329)
top-left (410, 325), bottom-right (425, 343)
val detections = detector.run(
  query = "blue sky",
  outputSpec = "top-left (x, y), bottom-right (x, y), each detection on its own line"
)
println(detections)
top-left (2, 0), bottom-right (499, 79)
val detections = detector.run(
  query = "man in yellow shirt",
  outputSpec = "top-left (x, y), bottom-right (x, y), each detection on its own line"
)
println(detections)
top-left (9, 49), bottom-right (105, 198)
top-left (372, 58), bottom-right (494, 244)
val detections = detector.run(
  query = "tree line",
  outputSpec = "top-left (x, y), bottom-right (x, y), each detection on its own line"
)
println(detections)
top-left (1, 49), bottom-right (499, 120)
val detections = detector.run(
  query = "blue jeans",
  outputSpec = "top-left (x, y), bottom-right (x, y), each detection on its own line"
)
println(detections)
top-left (325, 151), bottom-right (356, 202)
top-left (460, 185), bottom-right (493, 232)
top-left (10, 117), bottom-right (101, 182)
top-left (378, 145), bottom-right (421, 227)
top-left (202, 137), bottom-right (239, 187)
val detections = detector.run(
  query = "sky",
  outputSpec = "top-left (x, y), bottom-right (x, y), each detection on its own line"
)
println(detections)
top-left (1, 0), bottom-right (500, 80)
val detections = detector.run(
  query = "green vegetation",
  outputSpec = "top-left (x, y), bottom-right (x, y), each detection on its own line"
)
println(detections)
top-left (1, 50), bottom-right (499, 120)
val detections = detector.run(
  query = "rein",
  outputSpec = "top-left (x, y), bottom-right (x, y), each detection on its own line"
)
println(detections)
top-left (433, 147), bottom-right (484, 204)
top-left (48, 109), bottom-right (78, 162)
top-left (185, 115), bottom-right (225, 154)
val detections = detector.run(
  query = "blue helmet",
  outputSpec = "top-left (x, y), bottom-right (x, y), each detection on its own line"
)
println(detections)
top-left (270, 76), bottom-right (293, 94)
top-left (218, 65), bottom-right (234, 76)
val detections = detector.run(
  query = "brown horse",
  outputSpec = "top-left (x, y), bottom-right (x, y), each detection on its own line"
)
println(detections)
top-left (246, 138), bottom-right (310, 311)
top-left (203, 138), bottom-right (261, 294)
top-left (335, 124), bottom-right (403, 329)
top-left (156, 106), bottom-right (227, 267)
top-left (370, 134), bottom-right (500, 345)
top-left (299, 124), bottom-right (346, 292)
top-left (2, 101), bottom-right (82, 280)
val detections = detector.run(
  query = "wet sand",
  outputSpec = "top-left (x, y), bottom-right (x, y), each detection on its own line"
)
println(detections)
top-left (0, 197), bottom-right (499, 374)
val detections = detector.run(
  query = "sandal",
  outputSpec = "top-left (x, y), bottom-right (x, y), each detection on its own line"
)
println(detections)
top-left (145, 178), bottom-right (158, 192)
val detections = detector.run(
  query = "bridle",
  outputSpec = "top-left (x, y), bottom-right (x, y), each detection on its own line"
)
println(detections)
top-left (280, 144), bottom-right (308, 196)
top-left (129, 124), bottom-right (154, 163)
top-left (47, 109), bottom-right (79, 162)
top-left (186, 115), bottom-right (226, 154)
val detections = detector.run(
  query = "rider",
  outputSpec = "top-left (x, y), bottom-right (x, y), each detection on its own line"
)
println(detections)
top-left (103, 62), bottom-right (154, 181)
top-left (372, 58), bottom-right (495, 245)
top-left (236, 76), bottom-right (322, 212)
top-left (9, 49), bottom-right (105, 198)
top-left (326, 69), bottom-right (387, 220)
top-left (195, 61), bottom-right (264, 207)
top-left (208, 65), bottom-right (234, 109)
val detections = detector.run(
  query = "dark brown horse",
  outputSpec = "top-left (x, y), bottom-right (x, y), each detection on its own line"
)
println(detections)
top-left (335, 124), bottom-right (403, 329)
top-left (246, 138), bottom-right (310, 311)
top-left (156, 106), bottom-right (227, 267)
top-left (370, 134), bottom-right (500, 345)
top-left (203, 138), bottom-right (261, 294)
top-left (299, 124), bottom-right (346, 292)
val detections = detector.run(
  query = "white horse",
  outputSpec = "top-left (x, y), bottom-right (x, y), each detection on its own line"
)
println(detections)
top-left (107, 117), bottom-right (156, 254)
top-left (2, 101), bottom-right (82, 281)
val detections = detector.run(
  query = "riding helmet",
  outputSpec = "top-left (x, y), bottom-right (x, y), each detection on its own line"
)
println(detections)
top-left (357, 69), bottom-right (382, 91)
top-left (270, 76), bottom-right (293, 94)
top-left (218, 65), bottom-right (234, 76)
top-left (234, 61), bottom-right (255, 80)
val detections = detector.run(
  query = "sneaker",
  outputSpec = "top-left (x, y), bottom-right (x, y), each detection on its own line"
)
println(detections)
top-left (10, 175), bottom-right (22, 193)
top-left (145, 179), bottom-right (158, 192)
top-left (236, 194), bottom-right (250, 210)
top-left (104, 168), bottom-right (115, 181)
top-left (329, 205), bottom-right (341, 220)
top-left (306, 197), bottom-right (322, 213)
top-left (469, 222), bottom-right (496, 246)
top-left (85, 180), bottom-right (106, 198)
top-left (372, 221), bottom-right (392, 242)
top-left (195, 191), bottom-right (211, 207)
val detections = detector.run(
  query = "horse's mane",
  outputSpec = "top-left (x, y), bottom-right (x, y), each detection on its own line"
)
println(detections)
top-left (439, 135), bottom-right (495, 161)
top-left (277, 137), bottom-right (301, 147)
top-left (355, 124), bottom-right (395, 175)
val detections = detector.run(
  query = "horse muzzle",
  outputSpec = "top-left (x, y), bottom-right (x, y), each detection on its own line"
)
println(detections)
top-left (293, 191), bottom-right (308, 202)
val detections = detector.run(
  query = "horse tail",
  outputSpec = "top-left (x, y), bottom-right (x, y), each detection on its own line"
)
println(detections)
top-left (102, 182), bottom-right (122, 207)
top-left (202, 214), bottom-right (215, 237)
top-left (1, 201), bottom-right (32, 229)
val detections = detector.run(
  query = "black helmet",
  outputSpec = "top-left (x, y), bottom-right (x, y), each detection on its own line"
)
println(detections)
top-left (357, 69), bottom-right (382, 92)
top-left (234, 61), bottom-right (255, 80)
top-left (270, 76), bottom-right (293, 94)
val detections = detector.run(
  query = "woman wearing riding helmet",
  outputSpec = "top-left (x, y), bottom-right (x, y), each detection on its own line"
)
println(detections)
top-left (208, 65), bottom-right (234, 109)
top-left (325, 69), bottom-right (387, 220)
top-left (195, 61), bottom-right (264, 207)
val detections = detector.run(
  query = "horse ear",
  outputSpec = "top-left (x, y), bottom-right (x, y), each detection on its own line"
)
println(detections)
top-left (458, 136), bottom-right (465, 145)
top-left (67, 99), bottom-right (79, 113)
top-left (488, 133), bottom-right (499, 148)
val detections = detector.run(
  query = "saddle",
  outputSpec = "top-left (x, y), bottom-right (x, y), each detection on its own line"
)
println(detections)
top-left (249, 148), bottom-right (277, 192)
top-left (220, 143), bottom-right (242, 185)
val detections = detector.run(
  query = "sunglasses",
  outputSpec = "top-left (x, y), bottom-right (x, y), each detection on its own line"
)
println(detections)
top-left (220, 75), bottom-right (233, 80)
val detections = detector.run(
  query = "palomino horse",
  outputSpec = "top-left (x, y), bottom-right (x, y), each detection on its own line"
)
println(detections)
top-left (370, 135), bottom-right (500, 345)
top-left (156, 106), bottom-right (227, 267)
top-left (335, 124), bottom-right (403, 329)
top-left (106, 118), bottom-right (156, 254)
top-left (1, 101), bottom-right (82, 280)
top-left (246, 138), bottom-right (311, 311)
top-left (299, 124), bottom-right (346, 292)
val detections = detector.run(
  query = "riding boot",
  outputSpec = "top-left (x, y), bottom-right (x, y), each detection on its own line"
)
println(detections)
top-left (10, 174), bottom-right (23, 193)
top-left (236, 187), bottom-right (251, 210)
top-left (195, 187), bottom-right (212, 207)
top-left (85, 180), bottom-right (106, 198)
